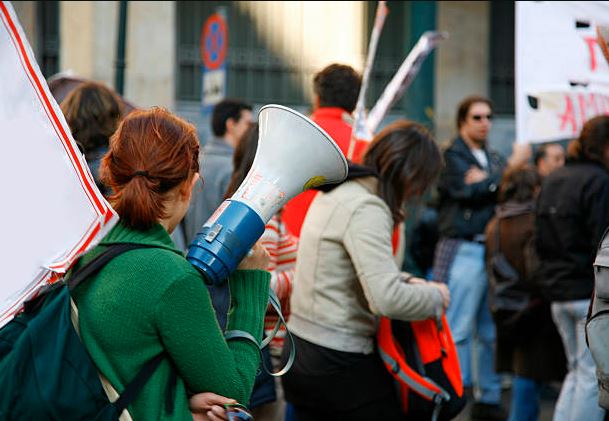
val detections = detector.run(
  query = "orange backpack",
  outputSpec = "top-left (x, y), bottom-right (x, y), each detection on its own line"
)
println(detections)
top-left (377, 228), bottom-right (466, 420)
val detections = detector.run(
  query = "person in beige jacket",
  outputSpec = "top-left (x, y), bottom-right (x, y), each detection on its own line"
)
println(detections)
top-left (281, 120), bottom-right (450, 421)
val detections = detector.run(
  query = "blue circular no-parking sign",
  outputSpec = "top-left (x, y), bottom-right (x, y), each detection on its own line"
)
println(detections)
top-left (201, 13), bottom-right (227, 71)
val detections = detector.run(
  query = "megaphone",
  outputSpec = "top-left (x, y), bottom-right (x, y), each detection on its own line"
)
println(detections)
top-left (187, 104), bottom-right (348, 285)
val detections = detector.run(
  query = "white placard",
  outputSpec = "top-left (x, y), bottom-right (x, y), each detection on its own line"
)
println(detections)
top-left (202, 69), bottom-right (226, 107)
top-left (0, 1), bottom-right (117, 327)
top-left (516, 1), bottom-right (609, 143)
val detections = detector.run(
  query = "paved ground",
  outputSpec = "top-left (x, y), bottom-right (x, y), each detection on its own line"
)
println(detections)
top-left (453, 381), bottom-right (559, 420)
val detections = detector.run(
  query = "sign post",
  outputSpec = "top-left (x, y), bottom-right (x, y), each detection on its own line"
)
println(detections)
top-left (201, 10), bottom-right (228, 111)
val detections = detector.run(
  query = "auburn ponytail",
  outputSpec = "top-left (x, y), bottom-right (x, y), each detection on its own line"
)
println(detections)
top-left (100, 108), bottom-right (199, 230)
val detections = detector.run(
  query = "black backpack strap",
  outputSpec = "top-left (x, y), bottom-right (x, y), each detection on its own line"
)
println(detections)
top-left (67, 243), bottom-right (152, 291)
top-left (112, 353), bottom-right (165, 414)
top-left (164, 364), bottom-right (178, 415)
top-left (66, 242), bottom-right (171, 413)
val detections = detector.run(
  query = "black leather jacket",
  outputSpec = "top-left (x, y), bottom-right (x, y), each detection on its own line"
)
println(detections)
top-left (437, 137), bottom-right (506, 240)
top-left (535, 160), bottom-right (609, 301)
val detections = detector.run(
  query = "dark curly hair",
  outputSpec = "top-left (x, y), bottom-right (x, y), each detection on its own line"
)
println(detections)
top-left (567, 115), bottom-right (609, 166)
top-left (313, 64), bottom-right (361, 113)
top-left (498, 165), bottom-right (541, 203)
top-left (61, 81), bottom-right (123, 155)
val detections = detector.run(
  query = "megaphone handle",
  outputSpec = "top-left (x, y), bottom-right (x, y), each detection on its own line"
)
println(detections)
top-left (264, 288), bottom-right (296, 377)
top-left (224, 288), bottom-right (296, 377)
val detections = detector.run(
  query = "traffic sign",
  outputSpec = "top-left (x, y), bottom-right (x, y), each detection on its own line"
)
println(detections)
top-left (201, 13), bottom-right (227, 71)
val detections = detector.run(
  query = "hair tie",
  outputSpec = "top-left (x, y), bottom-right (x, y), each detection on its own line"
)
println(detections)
top-left (132, 170), bottom-right (149, 178)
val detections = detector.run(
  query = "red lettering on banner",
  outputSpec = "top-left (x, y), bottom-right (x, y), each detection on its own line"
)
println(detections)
top-left (558, 95), bottom-right (578, 135)
top-left (584, 36), bottom-right (599, 71)
top-left (556, 93), bottom-right (609, 137)
top-left (601, 95), bottom-right (609, 114)
top-left (578, 93), bottom-right (599, 124)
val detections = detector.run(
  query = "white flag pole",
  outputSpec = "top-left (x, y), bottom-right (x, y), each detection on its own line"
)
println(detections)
top-left (347, 1), bottom-right (388, 160)
top-left (367, 31), bottom-right (448, 134)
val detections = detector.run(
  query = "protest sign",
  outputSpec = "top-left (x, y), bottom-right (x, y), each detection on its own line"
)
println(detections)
top-left (0, 1), bottom-right (117, 328)
top-left (516, 1), bottom-right (609, 143)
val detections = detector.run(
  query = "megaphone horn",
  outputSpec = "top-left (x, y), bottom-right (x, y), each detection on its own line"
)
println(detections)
top-left (187, 104), bottom-right (348, 285)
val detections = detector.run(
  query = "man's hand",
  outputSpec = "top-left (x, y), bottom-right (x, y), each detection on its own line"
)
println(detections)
top-left (190, 392), bottom-right (236, 421)
top-left (507, 142), bottom-right (532, 168)
top-left (464, 166), bottom-right (488, 185)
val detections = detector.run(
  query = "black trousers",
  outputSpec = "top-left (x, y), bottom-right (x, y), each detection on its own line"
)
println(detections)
top-left (281, 335), bottom-right (404, 421)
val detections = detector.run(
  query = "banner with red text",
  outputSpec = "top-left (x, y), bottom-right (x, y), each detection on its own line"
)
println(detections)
top-left (516, 1), bottom-right (609, 143)
top-left (0, 1), bottom-right (117, 328)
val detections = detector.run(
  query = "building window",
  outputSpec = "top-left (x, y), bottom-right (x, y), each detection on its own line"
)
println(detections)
top-left (489, 1), bottom-right (515, 115)
top-left (176, 1), bottom-right (308, 105)
top-left (176, 1), bottom-right (412, 108)
top-left (37, 1), bottom-right (59, 78)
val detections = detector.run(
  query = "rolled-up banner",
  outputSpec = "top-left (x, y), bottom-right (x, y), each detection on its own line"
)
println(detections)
top-left (348, 0), bottom-right (388, 157)
top-left (367, 31), bottom-right (447, 134)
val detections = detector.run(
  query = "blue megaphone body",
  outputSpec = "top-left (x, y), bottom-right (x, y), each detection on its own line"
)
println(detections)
top-left (187, 104), bottom-right (348, 285)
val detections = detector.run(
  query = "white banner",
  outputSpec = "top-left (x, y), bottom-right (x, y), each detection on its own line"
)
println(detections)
top-left (0, 1), bottom-right (117, 327)
top-left (516, 1), bottom-right (609, 143)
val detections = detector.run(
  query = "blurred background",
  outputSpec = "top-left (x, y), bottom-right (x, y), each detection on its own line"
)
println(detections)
top-left (12, 1), bottom-right (516, 155)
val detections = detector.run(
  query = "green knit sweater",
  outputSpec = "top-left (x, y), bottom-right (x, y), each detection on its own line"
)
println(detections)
top-left (70, 222), bottom-right (270, 420)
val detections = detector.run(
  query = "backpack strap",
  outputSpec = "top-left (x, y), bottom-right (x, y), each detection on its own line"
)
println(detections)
top-left (68, 243), bottom-right (170, 416)
top-left (112, 353), bottom-right (165, 414)
top-left (71, 298), bottom-right (166, 418)
top-left (378, 348), bottom-right (450, 402)
top-left (377, 317), bottom-right (453, 421)
top-left (67, 243), bottom-right (154, 291)
top-left (224, 288), bottom-right (295, 377)
top-left (378, 348), bottom-right (449, 421)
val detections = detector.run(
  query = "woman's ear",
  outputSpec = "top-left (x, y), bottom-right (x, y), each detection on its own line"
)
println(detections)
top-left (180, 172), bottom-right (199, 201)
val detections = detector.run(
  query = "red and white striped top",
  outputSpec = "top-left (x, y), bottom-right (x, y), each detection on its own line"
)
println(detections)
top-left (261, 213), bottom-right (298, 355)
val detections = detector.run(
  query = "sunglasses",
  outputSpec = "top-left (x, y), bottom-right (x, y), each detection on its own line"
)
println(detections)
top-left (223, 403), bottom-right (254, 421)
top-left (470, 114), bottom-right (493, 121)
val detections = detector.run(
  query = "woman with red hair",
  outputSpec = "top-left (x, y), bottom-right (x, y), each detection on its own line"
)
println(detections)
top-left (70, 108), bottom-right (270, 420)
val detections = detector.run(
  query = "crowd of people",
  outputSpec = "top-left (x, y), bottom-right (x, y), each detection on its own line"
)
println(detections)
top-left (44, 61), bottom-right (609, 421)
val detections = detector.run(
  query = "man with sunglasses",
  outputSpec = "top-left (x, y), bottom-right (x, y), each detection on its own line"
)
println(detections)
top-left (432, 95), bottom-right (529, 421)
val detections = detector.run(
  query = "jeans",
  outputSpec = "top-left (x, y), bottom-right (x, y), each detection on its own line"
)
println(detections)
top-left (508, 376), bottom-right (540, 421)
top-left (445, 241), bottom-right (501, 404)
top-left (551, 300), bottom-right (605, 421)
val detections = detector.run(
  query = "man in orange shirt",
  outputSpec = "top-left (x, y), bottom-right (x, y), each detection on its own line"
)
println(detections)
top-left (282, 63), bottom-right (367, 237)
